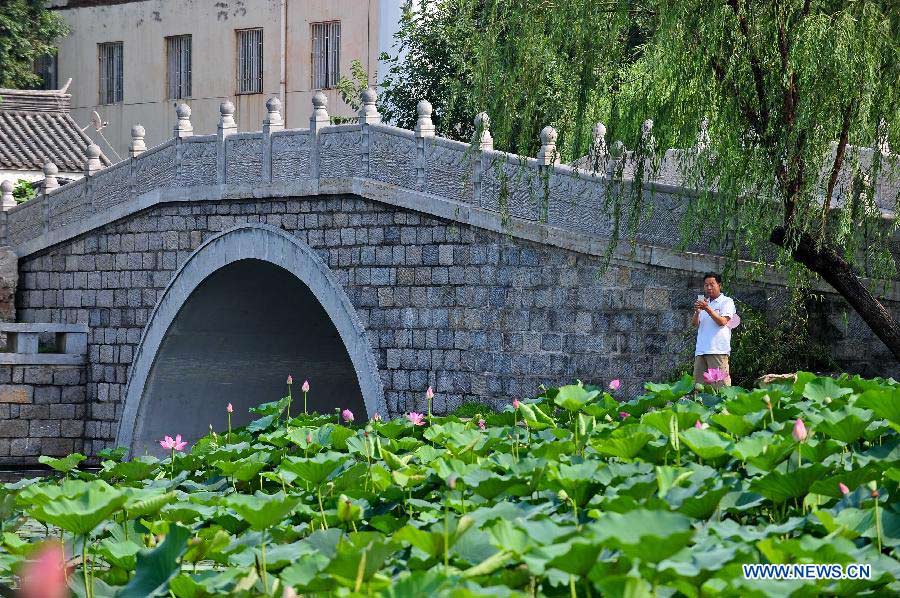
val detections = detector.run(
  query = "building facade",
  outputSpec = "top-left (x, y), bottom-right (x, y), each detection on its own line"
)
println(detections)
top-left (44, 0), bottom-right (400, 159)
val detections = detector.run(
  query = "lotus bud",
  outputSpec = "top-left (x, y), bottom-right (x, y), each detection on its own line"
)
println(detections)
top-left (764, 395), bottom-right (772, 407)
top-left (302, 380), bottom-right (310, 393)
top-left (824, 397), bottom-right (832, 404)
top-left (609, 379), bottom-right (621, 391)
top-left (619, 411), bottom-right (630, 419)
top-left (373, 413), bottom-right (382, 421)
top-left (478, 419), bottom-right (486, 430)
top-left (287, 375), bottom-right (293, 385)
top-left (426, 386), bottom-right (434, 400)
top-left (868, 480), bottom-right (879, 497)
top-left (306, 432), bottom-right (313, 444)
top-left (839, 482), bottom-right (850, 496)
top-left (513, 398), bottom-right (520, 409)
top-left (227, 403), bottom-right (233, 413)
top-left (342, 409), bottom-right (354, 423)
top-left (792, 418), bottom-right (808, 443)
top-left (557, 490), bottom-right (569, 501)
top-left (448, 474), bottom-right (458, 490)
top-left (604, 414), bottom-right (613, 422)
top-left (695, 420), bottom-right (702, 429)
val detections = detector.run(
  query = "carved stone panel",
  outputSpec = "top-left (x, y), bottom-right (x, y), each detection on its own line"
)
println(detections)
top-left (369, 131), bottom-right (416, 189)
top-left (425, 143), bottom-right (474, 205)
top-left (47, 183), bottom-right (88, 233)
top-left (482, 157), bottom-right (542, 221)
top-left (320, 130), bottom-right (362, 179)
top-left (134, 145), bottom-right (176, 196)
top-left (272, 133), bottom-right (311, 181)
top-left (179, 140), bottom-right (218, 186)
top-left (92, 163), bottom-right (132, 213)
top-left (226, 137), bottom-right (263, 184)
top-left (7, 198), bottom-right (44, 246)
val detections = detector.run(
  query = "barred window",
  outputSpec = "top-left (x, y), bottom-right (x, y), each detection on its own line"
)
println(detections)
top-left (98, 42), bottom-right (124, 104)
top-left (33, 53), bottom-right (58, 90)
top-left (166, 35), bottom-right (192, 99)
top-left (236, 28), bottom-right (263, 94)
top-left (311, 21), bottom-right (340, 89)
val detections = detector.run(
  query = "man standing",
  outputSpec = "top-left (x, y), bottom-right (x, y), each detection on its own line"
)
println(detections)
top-left (693, 272), bottom-right (736, 386)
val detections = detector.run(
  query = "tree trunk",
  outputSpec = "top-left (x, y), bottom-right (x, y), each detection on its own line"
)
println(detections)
top-left (771, 226), bottom-right (900, 362)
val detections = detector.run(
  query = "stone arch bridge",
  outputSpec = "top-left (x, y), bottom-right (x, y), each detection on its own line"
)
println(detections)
top-left (0, 92), bottom-right (894, 462)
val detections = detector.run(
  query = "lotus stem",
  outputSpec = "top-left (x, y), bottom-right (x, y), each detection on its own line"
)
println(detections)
top-left (443, 496), bottom-right (450, 568)
top-left (260, 530), bottom-right (269, 595)
top-left (569, 575), bottom-right (577, 598)
top-left (317, 486), bottom-right (328, 529)
top-left (874, 494), bottom-right (883, 552)
top-left (304, 390), bottom-right (308, 415)
top-left (227, 412), bottom-right (232, 444)
top-left (82, 534), bottom-right (92, 598)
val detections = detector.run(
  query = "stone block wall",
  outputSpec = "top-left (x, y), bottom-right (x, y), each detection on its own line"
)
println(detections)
top-left (0, 364), bottom-right (86, 465)
top-left (12, 193), bottom-right (900, 457)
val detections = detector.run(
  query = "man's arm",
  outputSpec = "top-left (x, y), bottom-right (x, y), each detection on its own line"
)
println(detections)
top-left (705, 307), bottom-right (731, 327)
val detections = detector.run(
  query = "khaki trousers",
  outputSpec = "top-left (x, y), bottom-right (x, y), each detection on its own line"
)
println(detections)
top-left (693, 354), bottom-right (731, 386)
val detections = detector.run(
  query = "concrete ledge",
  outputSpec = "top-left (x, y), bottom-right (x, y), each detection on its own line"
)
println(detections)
top-left (0, 323), bottom-right (89, 334)
top-left (0, 354), bottom-right (85, 365)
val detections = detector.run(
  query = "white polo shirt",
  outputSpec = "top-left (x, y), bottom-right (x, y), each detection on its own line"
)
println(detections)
top-left (695, 293), bottom-right (736, 355)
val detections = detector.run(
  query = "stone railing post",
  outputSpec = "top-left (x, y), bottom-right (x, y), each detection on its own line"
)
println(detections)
top-left (358, 88), bottom-right (381, 178)
top-left (696, 117), bottom-right (710, 153)
top-left (309, 91), bottom-right (329, 185)
top-left (83, 142), bottom-right (102, 211)
top-left (173, 104), bottom-right (193, 183)
top-left (129, 124), bottom-right (147, 158)
top-left (638, 118), bottom-right (657, 180)
top-left (414, 100), bottom-right (435, 190)
top-left (537, 125), bottom-right (559, 166)
top-left (878, 118), bottom-right (890, 156)
top-left (0, 180), bottom-right (14, 245)
top-left (588, 122), bottom-right (607, 171)
top-left (262, 97), bottom-right (284, 182)
top-left (473, 112), bottom-right (493, 206)
top-left (41, 160), bottom-right (58, 234)
top-left (217, 101), bottom-right (237, 184)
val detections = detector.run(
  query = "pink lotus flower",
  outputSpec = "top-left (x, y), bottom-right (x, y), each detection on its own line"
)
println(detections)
top-left (342, 409), bottom-right (354, 423)
top-left (703, 368), bottom-right (728, 384)
top-left (426, 386), bottom-right (434, 400)
top-left (159, 434), bottom-right (188, 451)
top-left (372, 413), bottom-right (382, 421)
top-left (609, 379), bottom-right (621, 391)
top-left (695, 420), bottom-right (703, 429)
top-left (18, 541), bottom-right (68, 598)
top-left (287, 375), bottom-right (293, 385)
top-left (478, 419), bottom-right (486, 430)
top-left (513, 398), bottom-right (521, 409)
top-left (408, 412), bottom-right (426, 426)
top-left (227, 403), bottom-right (233, 413)
top-left (302, 380), bottom-right (310, 393)
top-left (839, 482), bottom-right (850, 496)
top-left (619, 411), bottom-right (630, 419)
top-left (792, 418), bottom-right (808, 443)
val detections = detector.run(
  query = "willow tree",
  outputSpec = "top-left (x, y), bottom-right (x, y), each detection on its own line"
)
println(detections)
top-left (394, 0), bottom-right (900, 359)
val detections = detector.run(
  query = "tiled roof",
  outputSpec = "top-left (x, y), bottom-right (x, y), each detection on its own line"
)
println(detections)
top-left (0, 88), bottom-right (111, 173)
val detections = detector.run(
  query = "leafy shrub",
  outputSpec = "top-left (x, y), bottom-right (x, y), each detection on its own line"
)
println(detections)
top-left (448, 401), bottom-right (497, 419)
top-left (12, 179), bottom-right (36, 203)
top-left (0, 374), bottom-right (897, 596)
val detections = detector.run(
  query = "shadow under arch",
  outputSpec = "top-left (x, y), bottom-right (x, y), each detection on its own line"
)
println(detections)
top-left (116, 223), bottom-right (386, 455)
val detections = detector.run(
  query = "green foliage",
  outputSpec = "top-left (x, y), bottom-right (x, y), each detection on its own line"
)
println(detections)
top-left (0, 0), bottom-right (68, 89)
top-left (448, 401), bottom-right (497, 419)
top-left (0, 375), bottom-right (897, 595)
top-left (382, 0), bottom-right (900, 355)
top-left (12, 179), bottom-right (36, 204)
top-left (334, 59), bottom-right (369, 124)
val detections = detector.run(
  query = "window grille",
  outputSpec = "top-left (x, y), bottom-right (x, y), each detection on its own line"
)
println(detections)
top-left (98, 42), bottom-right (124, 104)
top-left (311, 21), bottom-right (341, 89)
top-left (166, 35), bottom-right (192, 99)
top-left (237, 28), bottom-right (263, 94)
top-left (33, 54), bottom-right (58, 90)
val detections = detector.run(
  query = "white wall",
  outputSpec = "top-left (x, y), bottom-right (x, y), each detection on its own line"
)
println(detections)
top-left (53, 0), bottom-right (384, 159)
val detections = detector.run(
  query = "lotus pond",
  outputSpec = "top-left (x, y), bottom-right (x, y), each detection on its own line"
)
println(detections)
top-left (0, 373), bottom-right (898, 597)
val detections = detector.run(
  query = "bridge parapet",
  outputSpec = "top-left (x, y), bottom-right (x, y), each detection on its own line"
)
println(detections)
top-left (1, 91), bottom-right (895, 272)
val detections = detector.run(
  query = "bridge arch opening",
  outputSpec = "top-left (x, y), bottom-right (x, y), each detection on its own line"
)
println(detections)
top-left (117, 224), bottom-right (385, 456)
